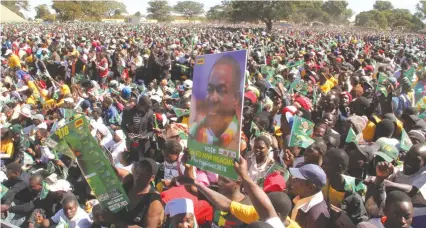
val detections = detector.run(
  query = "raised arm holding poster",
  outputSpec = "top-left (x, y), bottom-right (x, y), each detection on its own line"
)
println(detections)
top-left (48, 116), bottom-right (129, 213)
top-left (188, 50), bottom-right (247, 180)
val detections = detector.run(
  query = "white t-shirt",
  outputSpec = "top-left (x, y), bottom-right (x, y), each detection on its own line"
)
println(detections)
top-left (265, 217), bottom-right (285, 228)
top-left (163, 153), bottom-right (185, 181)
top-left (51, 207), bottom-right (92, 228)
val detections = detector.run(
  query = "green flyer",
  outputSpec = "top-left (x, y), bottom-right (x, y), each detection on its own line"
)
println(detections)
top-left (0, 184), bottom-right (9, 199)
top-left (49, 117), bottom-right (129, 212)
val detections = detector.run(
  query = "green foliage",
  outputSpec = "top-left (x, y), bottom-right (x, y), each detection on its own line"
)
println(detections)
top-left (229, 1), bottom-right (292, 30)
top-left (173, 1), bottom-right (204, 19)
top-left (35, 4), bottom-right (50, 19)
top-left (52, 1), bottom-right (127, 21)
top-left (356, 6), bottom-right (424, 31)
top-left (147, 0), bottom-right (172, 22)
top-left (416, 1), bottom-right (426, 19)
top-left (321, 1), bottom-right (353, 24)
top-left (1, 0), bottom-right (29, 18)
top-left (206, 4), bottom-right (231, 22)
top-left (373, 1), bottom-right (394, 11)
top-left (134, 11), bottom-right (141, 17)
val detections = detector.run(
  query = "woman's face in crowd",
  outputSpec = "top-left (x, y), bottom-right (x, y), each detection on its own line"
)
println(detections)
top-left (253, 140), bottom-right (269, 162)
top-left (341, 94), bottom-right (350, 107)
top-left (162, 151), bottom-right (179, 164)
top-left (64, 201), bottom-right (78, 220)
top-left (171, 213), bottom-right (195, 228)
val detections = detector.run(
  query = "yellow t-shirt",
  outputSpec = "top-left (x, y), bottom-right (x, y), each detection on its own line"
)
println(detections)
top-left (8, 54), bottom-right (21, 68)
top-left (27, 81), bottom-right (40, 98)
top-left (0, 138), bottom-right (14, 158)
top-left (318, 78), bottom-right (337, 94)
top-left (26, 95), bottom-right (36, 105)
top-left (229, 201), bottom-right (301, 228)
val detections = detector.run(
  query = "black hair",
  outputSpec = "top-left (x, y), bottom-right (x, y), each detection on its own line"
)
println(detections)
top-left (310, 138), bottom-right (327, 154)
top-left (325, 148), bottom-right (349, 171)
top-left (246, 222), bottom-right (274, 228)
top-left (6, 162), bottom-right (22, 174)
top-left (385, 190), bottom-right (412, 210)
top-left (134, 158), bottom-right (159, 177)
top-left (254, 111), bottom-right (270, 130)
top-left (62, 194), bottom-right (78, 207)
top-left (374, 119), bottom-right (395, 140)
top-left (255, 135), bottom-right (271, 148)
top-left (267, 192), bottom-right (292, 218)
top-left (138, 95), bottom-right (152, 108)
top-left (164, 140), bottom-right (183, 155)
top-left (29, 174), bottom-right (44, 184)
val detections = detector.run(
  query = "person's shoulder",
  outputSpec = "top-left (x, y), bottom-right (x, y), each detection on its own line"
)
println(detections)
top-left (307, 200), bottom-right (330, 218)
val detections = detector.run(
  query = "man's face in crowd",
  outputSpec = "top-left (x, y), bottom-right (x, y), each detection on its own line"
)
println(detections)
top-left (403, 149), bottom-right (425, 175)
top-left (64, 201), bottom-right (78, 220)
top-left (170, 213), bottom-right (195, 228)
top-left (385, 201), bottom-right (413, 228)
top-left (29, 179), bottom-right (42, 193)
top-left (323, 113), bottom-right (336, 128)
top-left (304, 146), bottom-right (321, 165)
top-left (206, 63), bottom-right (238, 117)
top-left (217, 176), bottom-right (239, 196)
top-left (162, 150), bottom-right (179, 164)
top-left (290, 177), bottom-right (311, 198)
top-left (313, 125), bottom-right (326, 138)
top-left (6, 169), bottom-right (18, 179)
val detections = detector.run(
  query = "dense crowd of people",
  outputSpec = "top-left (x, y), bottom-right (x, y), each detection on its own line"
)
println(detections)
top-left (1, 22), bottom-right (426, 228)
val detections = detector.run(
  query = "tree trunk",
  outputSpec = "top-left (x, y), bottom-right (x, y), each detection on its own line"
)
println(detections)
top-left (265, 21), bottom-right (273, 31)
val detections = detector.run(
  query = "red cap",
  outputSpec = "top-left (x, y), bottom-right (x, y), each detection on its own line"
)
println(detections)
top-left (25, 48), bottom-right (32, 55)
top-left (294, 95), bottom-right (311, 111)
top-left (364, 65), bottom-right (374, 72)
top-left (91, 41), bottom-right (97, 47)
top-left (263, 171), bottom-right (286, 193)
top-left (244, 91), bottom-right (257, 104)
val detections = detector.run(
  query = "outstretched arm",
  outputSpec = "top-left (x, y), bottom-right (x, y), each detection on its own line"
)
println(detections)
top-left (234, 157), bottom-right (277, 221)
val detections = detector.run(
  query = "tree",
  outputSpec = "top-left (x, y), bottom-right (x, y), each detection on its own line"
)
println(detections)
top-left (321, 1), bottom-right (352, 24)
top-left (229, 1), bottom-right (293, 31)
top-left (206, 4), bottom-right (231, 22)
top-left (147, 0), bottom-right (172, 22)
top-left (105, 1), bottom-right (127, 17)
top-left (135, 11), bottom-right (141, 17)
top-left (373, 1), bottom-right (393, 11)
top-left (173, 1), bottom-right (204, 19)
top-left (52, 1), bottom-right (84, 21)
top-left (35, 4), bottom-right (50, 19)
top-left (1, 1), bottom-right (29, 18)
top-left (52, 1), bottom-right (127, 21)
top-left (416, 1), bottom-right (426, 19)
top-left (355, 10), bottom-right (388, 28)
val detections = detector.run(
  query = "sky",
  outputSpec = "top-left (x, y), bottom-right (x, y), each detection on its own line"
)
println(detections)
top-left (23, 0), bottom-right (420, 20)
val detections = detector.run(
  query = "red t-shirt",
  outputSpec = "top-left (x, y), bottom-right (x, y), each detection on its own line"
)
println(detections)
top-left (99, 57), bottom-right (109, 78)
top-left (161, 186), bottom-right (213, 225)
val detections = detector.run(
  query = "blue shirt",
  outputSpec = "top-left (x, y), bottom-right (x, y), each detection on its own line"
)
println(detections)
top-left (103, 105), bottom-right (119, 126)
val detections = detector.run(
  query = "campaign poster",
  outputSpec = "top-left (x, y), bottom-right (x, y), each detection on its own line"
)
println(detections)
top-left (188, 50), bottom-right (247, 180)
top-left (49, 117), bottom-right (129, 213)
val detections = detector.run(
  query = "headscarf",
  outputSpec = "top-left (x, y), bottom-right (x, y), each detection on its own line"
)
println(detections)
top-left (347, 115), bottom-right (368, 134)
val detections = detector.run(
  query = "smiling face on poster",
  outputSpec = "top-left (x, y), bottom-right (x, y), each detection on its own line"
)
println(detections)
top-left (188, 50), bottom-right (247, 180)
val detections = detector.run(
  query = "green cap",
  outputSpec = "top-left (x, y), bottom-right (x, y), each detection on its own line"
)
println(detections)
top-left (375, 138), bottom-right (399, 162)
top-left (9, 124), bottom-right (23, 135)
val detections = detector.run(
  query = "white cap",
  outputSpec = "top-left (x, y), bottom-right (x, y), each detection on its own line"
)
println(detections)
top-left (165, 198), bottom-right (194, 217)
top-left (183, 80), bottom-right (193, 89)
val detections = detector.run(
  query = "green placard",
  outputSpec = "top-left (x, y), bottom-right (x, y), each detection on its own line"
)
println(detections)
top-left (187, 140), bottom-right (239, 180)
top-left (400, 129), bottom-right (413, 151)
top-left (49, 117), bottom-right (129, 212)
top-left (0, 184), bottom-right (9, 199)
top-left (173, 107), bottom-right (190, 118)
